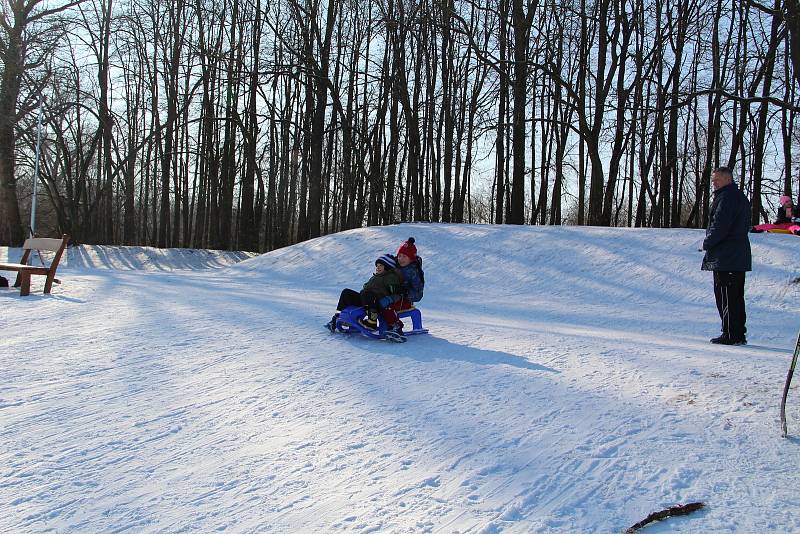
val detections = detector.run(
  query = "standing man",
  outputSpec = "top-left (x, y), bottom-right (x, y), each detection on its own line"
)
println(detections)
top-left (702, 166), bottom-right (752, 345)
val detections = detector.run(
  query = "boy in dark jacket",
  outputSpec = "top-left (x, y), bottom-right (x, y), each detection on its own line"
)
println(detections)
top-left (326, 254), bottom-right (402, 332)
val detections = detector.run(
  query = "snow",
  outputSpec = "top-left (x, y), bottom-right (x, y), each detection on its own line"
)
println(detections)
top-left (1, 224), bottom-right (799, 533)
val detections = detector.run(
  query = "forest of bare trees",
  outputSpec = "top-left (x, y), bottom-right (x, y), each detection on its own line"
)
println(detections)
top-left (1, 0), bottom-right (800, 250)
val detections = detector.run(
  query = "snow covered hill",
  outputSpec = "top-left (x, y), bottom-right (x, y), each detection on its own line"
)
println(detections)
top-left (2, 224), bottom-right (799, 533)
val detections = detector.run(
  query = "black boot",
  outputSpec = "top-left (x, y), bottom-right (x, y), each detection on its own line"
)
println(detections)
top-left (710, 334), bottom-right (746, 345)
top-left (325, 314), bottom-right (338, 333)
top-left (358, 309), bottom-right (379, 330)
top-left (710, 335), bottom-right (735, 345)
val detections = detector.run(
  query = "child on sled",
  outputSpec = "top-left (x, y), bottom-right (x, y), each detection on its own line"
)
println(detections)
top-left (325, 254), bottom-right (405, 335)
top-left (752, 195), bottom-right (800, 235)
top-left (376, 238), bottom-right (425, 333)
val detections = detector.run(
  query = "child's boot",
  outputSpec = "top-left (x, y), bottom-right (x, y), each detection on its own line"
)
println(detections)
top-left (325, 313), bottom-right (339, 332)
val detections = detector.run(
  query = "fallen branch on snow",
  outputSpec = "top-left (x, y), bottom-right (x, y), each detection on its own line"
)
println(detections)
top-left (626, 502), bottom-right (705, 533)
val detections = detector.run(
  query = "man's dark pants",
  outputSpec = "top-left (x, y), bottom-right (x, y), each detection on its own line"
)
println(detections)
top-left (713, 270), bottom-right (747, 340)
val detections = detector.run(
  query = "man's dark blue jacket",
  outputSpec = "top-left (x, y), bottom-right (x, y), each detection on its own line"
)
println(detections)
top-left (702, 181), bottom-right (752, 272)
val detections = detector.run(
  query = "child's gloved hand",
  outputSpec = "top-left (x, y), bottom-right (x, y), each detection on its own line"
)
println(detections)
top-left (379, 296), bottom-right (394, 308)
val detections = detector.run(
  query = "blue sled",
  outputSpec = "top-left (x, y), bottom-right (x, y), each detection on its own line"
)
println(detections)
top-left (335, 305), bottom-right (429, 340)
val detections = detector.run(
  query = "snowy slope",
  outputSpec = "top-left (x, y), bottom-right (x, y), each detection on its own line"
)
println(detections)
top-left (1, 224), bottom-right (799, 533)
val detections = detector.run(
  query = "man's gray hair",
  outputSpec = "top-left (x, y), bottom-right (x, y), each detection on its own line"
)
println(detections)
top-left (713, 166), bottom-right (734, 181)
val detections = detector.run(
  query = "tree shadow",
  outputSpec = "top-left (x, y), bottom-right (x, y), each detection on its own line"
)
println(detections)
top-left (65, 245), bottom-right (256, 271)
top-left (0, 288), bottom-right (21, 299)
top-left (0, 289), bottom-right (85, 303)
top-left (745, 343), bottom-right (796, 354)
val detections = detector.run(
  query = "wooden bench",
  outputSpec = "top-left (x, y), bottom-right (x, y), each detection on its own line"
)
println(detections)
top-left (0, 234), bottom-right (69, 296)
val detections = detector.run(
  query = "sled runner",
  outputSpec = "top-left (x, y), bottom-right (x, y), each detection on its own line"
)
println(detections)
top-left (334, 305), bottom-right (429, 341)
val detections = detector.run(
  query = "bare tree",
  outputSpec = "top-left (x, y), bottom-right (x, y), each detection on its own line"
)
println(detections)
top-left (0, 0), bottom-right (83, 244)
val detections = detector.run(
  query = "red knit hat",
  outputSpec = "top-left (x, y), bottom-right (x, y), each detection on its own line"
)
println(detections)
top-left (397, 237), bottom-right (417, 262)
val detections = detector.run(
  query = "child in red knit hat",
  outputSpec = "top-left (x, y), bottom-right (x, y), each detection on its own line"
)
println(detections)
top-left (377, 238), bottom-right (425, 334)
top-left (396, 237), bottom-right (417, 263)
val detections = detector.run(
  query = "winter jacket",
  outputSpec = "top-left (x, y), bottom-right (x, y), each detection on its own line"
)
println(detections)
top-left (702, 181), bottom-right (752, 272)
top-left (774, 205), bottom-right (799, 224)
top-left (362, 269), bottom-right (402, 299)
top-left (396, 262), bottom-right (424, 302)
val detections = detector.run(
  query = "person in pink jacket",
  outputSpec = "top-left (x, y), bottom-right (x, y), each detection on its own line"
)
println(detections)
top-left (751, 195), bottom-right (800, 235)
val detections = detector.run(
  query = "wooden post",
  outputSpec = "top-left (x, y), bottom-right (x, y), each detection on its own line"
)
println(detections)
top-left (19, 271), bottom-right (31, 296)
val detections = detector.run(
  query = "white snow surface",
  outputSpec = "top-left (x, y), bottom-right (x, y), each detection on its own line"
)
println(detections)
top-left (1, 224), bottom-right (799, 533)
